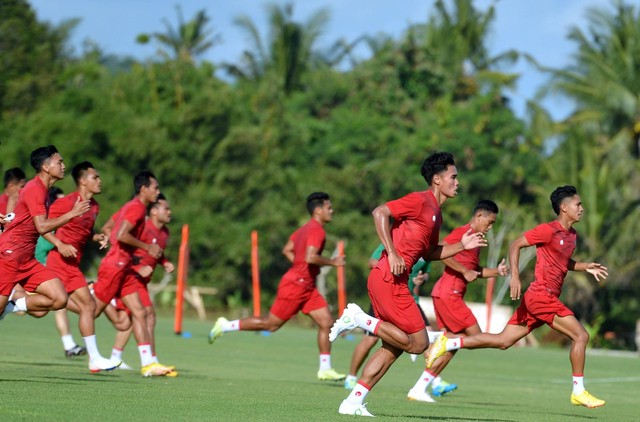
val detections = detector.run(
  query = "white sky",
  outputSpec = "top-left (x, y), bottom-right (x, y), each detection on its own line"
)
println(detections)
top-left (28, 0), bottom-right (630, 119)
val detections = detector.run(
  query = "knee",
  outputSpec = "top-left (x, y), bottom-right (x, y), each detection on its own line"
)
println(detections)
top-left (52, 294), bottom-right (68, 311)
top-left (408, 338), bottom-right (429, 354)
top-left (575, 329), bottom-right (589, 346)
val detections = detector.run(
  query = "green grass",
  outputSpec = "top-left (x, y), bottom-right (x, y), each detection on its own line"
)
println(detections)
top-left (1, 313), bottom-right (639, 421)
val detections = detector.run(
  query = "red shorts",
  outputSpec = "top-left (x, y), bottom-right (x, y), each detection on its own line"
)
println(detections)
top-left (93, 261), bottom-right (141, 304)
top-left (508, 290), bottom-right (574, 333)
top-left (269, 275), bottom-right (327, 321)
top-left (46, 252), bottom-right (87, 293)
top-left (433, 295), bottom-right (478, 333)
top-left (368, 268), bottom-right (425, 334)
top-left (115, 273), bottom-right (152, 311)
top-left (0, 257), bottom-right (58, 296)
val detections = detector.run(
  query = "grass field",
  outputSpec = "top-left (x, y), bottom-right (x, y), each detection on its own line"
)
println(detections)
top-left (1, 312), bottom-right (639, 421)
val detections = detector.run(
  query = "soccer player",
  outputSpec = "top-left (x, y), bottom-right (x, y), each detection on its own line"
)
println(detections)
top-left (34, 186), bottom-right (88, 358)
top-left (208, 192), bottom-right (347, 382)
top-left (0, 146), bottom-right (91, 322)
top-left (107, 194), bottom-right (176, 372)
top-left (43, 161), bottom-right (119, 372)
top-left (91, 170), bottom-right (173, 377)
top-left (0, 167), bottom-right (26, 217)
top-left (426, 185), bottom-right (608, 409)
top-left (412, 200), bottom-right (508, 398)
top-left (329, 152), bottom-right (487, 416)
top-left (344, 245), bottom-right (456, 402)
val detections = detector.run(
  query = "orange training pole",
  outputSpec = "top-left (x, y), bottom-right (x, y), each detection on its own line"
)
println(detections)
top-left (485, 277), bottom-right (495, 333)
top-left (251, 230), bottom-right (261, 317)
top-left (174, 224), bottom-right (190, 334)
top-left (337, 240), bottom-right (346, 316)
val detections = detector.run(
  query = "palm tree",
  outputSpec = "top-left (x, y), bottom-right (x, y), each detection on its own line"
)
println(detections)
top-left (223, 2), bottom-right (334, 95)
top-left (137, 6), bottom-right (219, 62)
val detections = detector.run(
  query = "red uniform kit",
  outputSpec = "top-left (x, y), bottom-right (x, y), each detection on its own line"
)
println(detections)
top-left (46, 192), bottom-right (99, 292)
top-left (116, 219), bottom-right (170, 310)
top-left (369, 191), bottom-right (442, 334)
top-left (431, 223), bottom-right (481, 333)
top-left (269, 218), bottom-right (328, 321)
top-left (0, 177), bottom-right (57, 295)
top-left (508, 221), bottom-right (577, 331)
top-left (93, 198), bottom-right (147, 304)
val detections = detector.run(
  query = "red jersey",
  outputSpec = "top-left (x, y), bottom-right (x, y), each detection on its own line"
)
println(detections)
top-left (431, 223), bottom-right (480, 298)
top-left (48, 192), bottom-right (99, 264)
top-left (131, 218), bottom-right (169, 279)
top-left (524, 221), bottom-right (577, 297)
top-left (0, 193), bottom-right (8, 215)
top-left (0, 177), bottom-right (48, 262)
top-left (103, 198), bottom-right (147, 265)
top-left (283, 218), bottom-right (326, 284)
top-left (377, 190), bottom-right (442, 283)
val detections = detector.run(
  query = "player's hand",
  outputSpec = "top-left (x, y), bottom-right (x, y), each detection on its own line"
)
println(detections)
top-left (164, 262), bottom-right (175, 273)
top-left (147, 243), bottom-right (163, 259)
top-left (463, 269), bottom-right (480, 282)
top-left (332, 255), bottom-right (346, 267)
top-left (497, 258), bottom-right (510, 277)
top-left (509, 276), bottom-right (522, 300)
top-left (388, 251), bottom-right (406, 276)
top-left (460, 229), bottom-right (487, 250)
top-left (137, 265), bottom-right (154, 278)
top-left (71, 197), bottom-right (91, 217)
top-left (57, 242), bottom-right (78, 258)
top-left (412, 270), bottom-right (426, 286)
top-left (94, 233), bottom-right (109, 249)
top-left (586, 263), bottom-right (608, 282)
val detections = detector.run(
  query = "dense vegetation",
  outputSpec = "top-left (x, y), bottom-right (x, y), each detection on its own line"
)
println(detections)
top-left (1, 0), bottom-right (638, 349)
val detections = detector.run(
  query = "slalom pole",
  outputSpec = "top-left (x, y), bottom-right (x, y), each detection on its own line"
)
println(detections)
top-left (174, 224), bottom-right (190, 335)
top-left (485, 277), bottom-right (495, 332)
top-left (337, 240), bottom-right (346, 316)
top-left (251, 230), bottom-right (261, 317)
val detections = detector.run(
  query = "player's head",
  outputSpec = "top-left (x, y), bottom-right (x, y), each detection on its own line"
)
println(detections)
top-left (472, 199), bottom-right (499, 234)
top-left (550, 185), bottom-right (582, 219)
top-left (30, 145), bottom-right (64, 179)
top-left (306, 191), bottom-right (333, 222)
top-left (421, 152), bottom-right (458, 198)
top-left (134, 170), bottom-right (160, 203)
top-left (3, 167), bottom-right (26, 191)
top-left (150, 193), bottom-right (172, 224)
top-left (72, 161), bottom-right (102, 194)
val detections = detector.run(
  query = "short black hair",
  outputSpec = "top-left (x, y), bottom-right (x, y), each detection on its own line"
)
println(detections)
top-left (148, 192), bottom-right (167, 215)
top-left (47, 187), bottom-right (64, 209)
top-left (306, 192), bottom-right (330, 215)
top-left (550, 185), bottom-right (577, 215)
top-left (4, 167), bottom-right (26, 188)
top-left (473, 199), bottom-right (499, 215)
top-left (30, 145), bottom-right (59, 172)
top-left (420, 152), bottom-right (455, 185)
top-left (72, 161), bottom-right (95, 185)
top-left (133, 170), bottom-right (157, 194)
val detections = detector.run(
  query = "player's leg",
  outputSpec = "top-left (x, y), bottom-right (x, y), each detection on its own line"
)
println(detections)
top-left (30, 277), bottom-right (68, 313)
top-left (339, 340), bottom-right (403, 417)
top-left (55, 308), bottom-right (86, 358)
top-left (552, 314), bottom-right (604, 408)
top-left (309, 305), bottom-right (346, 381)
top-left (344, 333), bottom-right (378, 389)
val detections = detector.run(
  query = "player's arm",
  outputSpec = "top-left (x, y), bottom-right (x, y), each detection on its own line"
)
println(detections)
top-left (116, 220), bottom-right (162, 258)
top-left (101, 216), bottom-right (115, 238)
top-left (305, 245), bottom-right (344, 267)
top-left (425, 229), bottom-right (487, 261)
top-left (508, 235), bottom-right (531, 300)
top-left (372, 204), bottom-right (404, 275)
top-left (42, 231), bottom-right (77, 258)
top-left (479, 258), bottom-right (509, 278)
top-left (282, 239), bottom-right (295, 263)
top-left (442, 251), bottom-right (480, 282)
top-left (33, 197), bottom-right (90, 235)
top-left (568, 259), bottom-right (608, 282)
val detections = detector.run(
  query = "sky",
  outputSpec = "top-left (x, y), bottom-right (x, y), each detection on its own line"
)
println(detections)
top-left (27, 0), bottom-right (631, 120)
